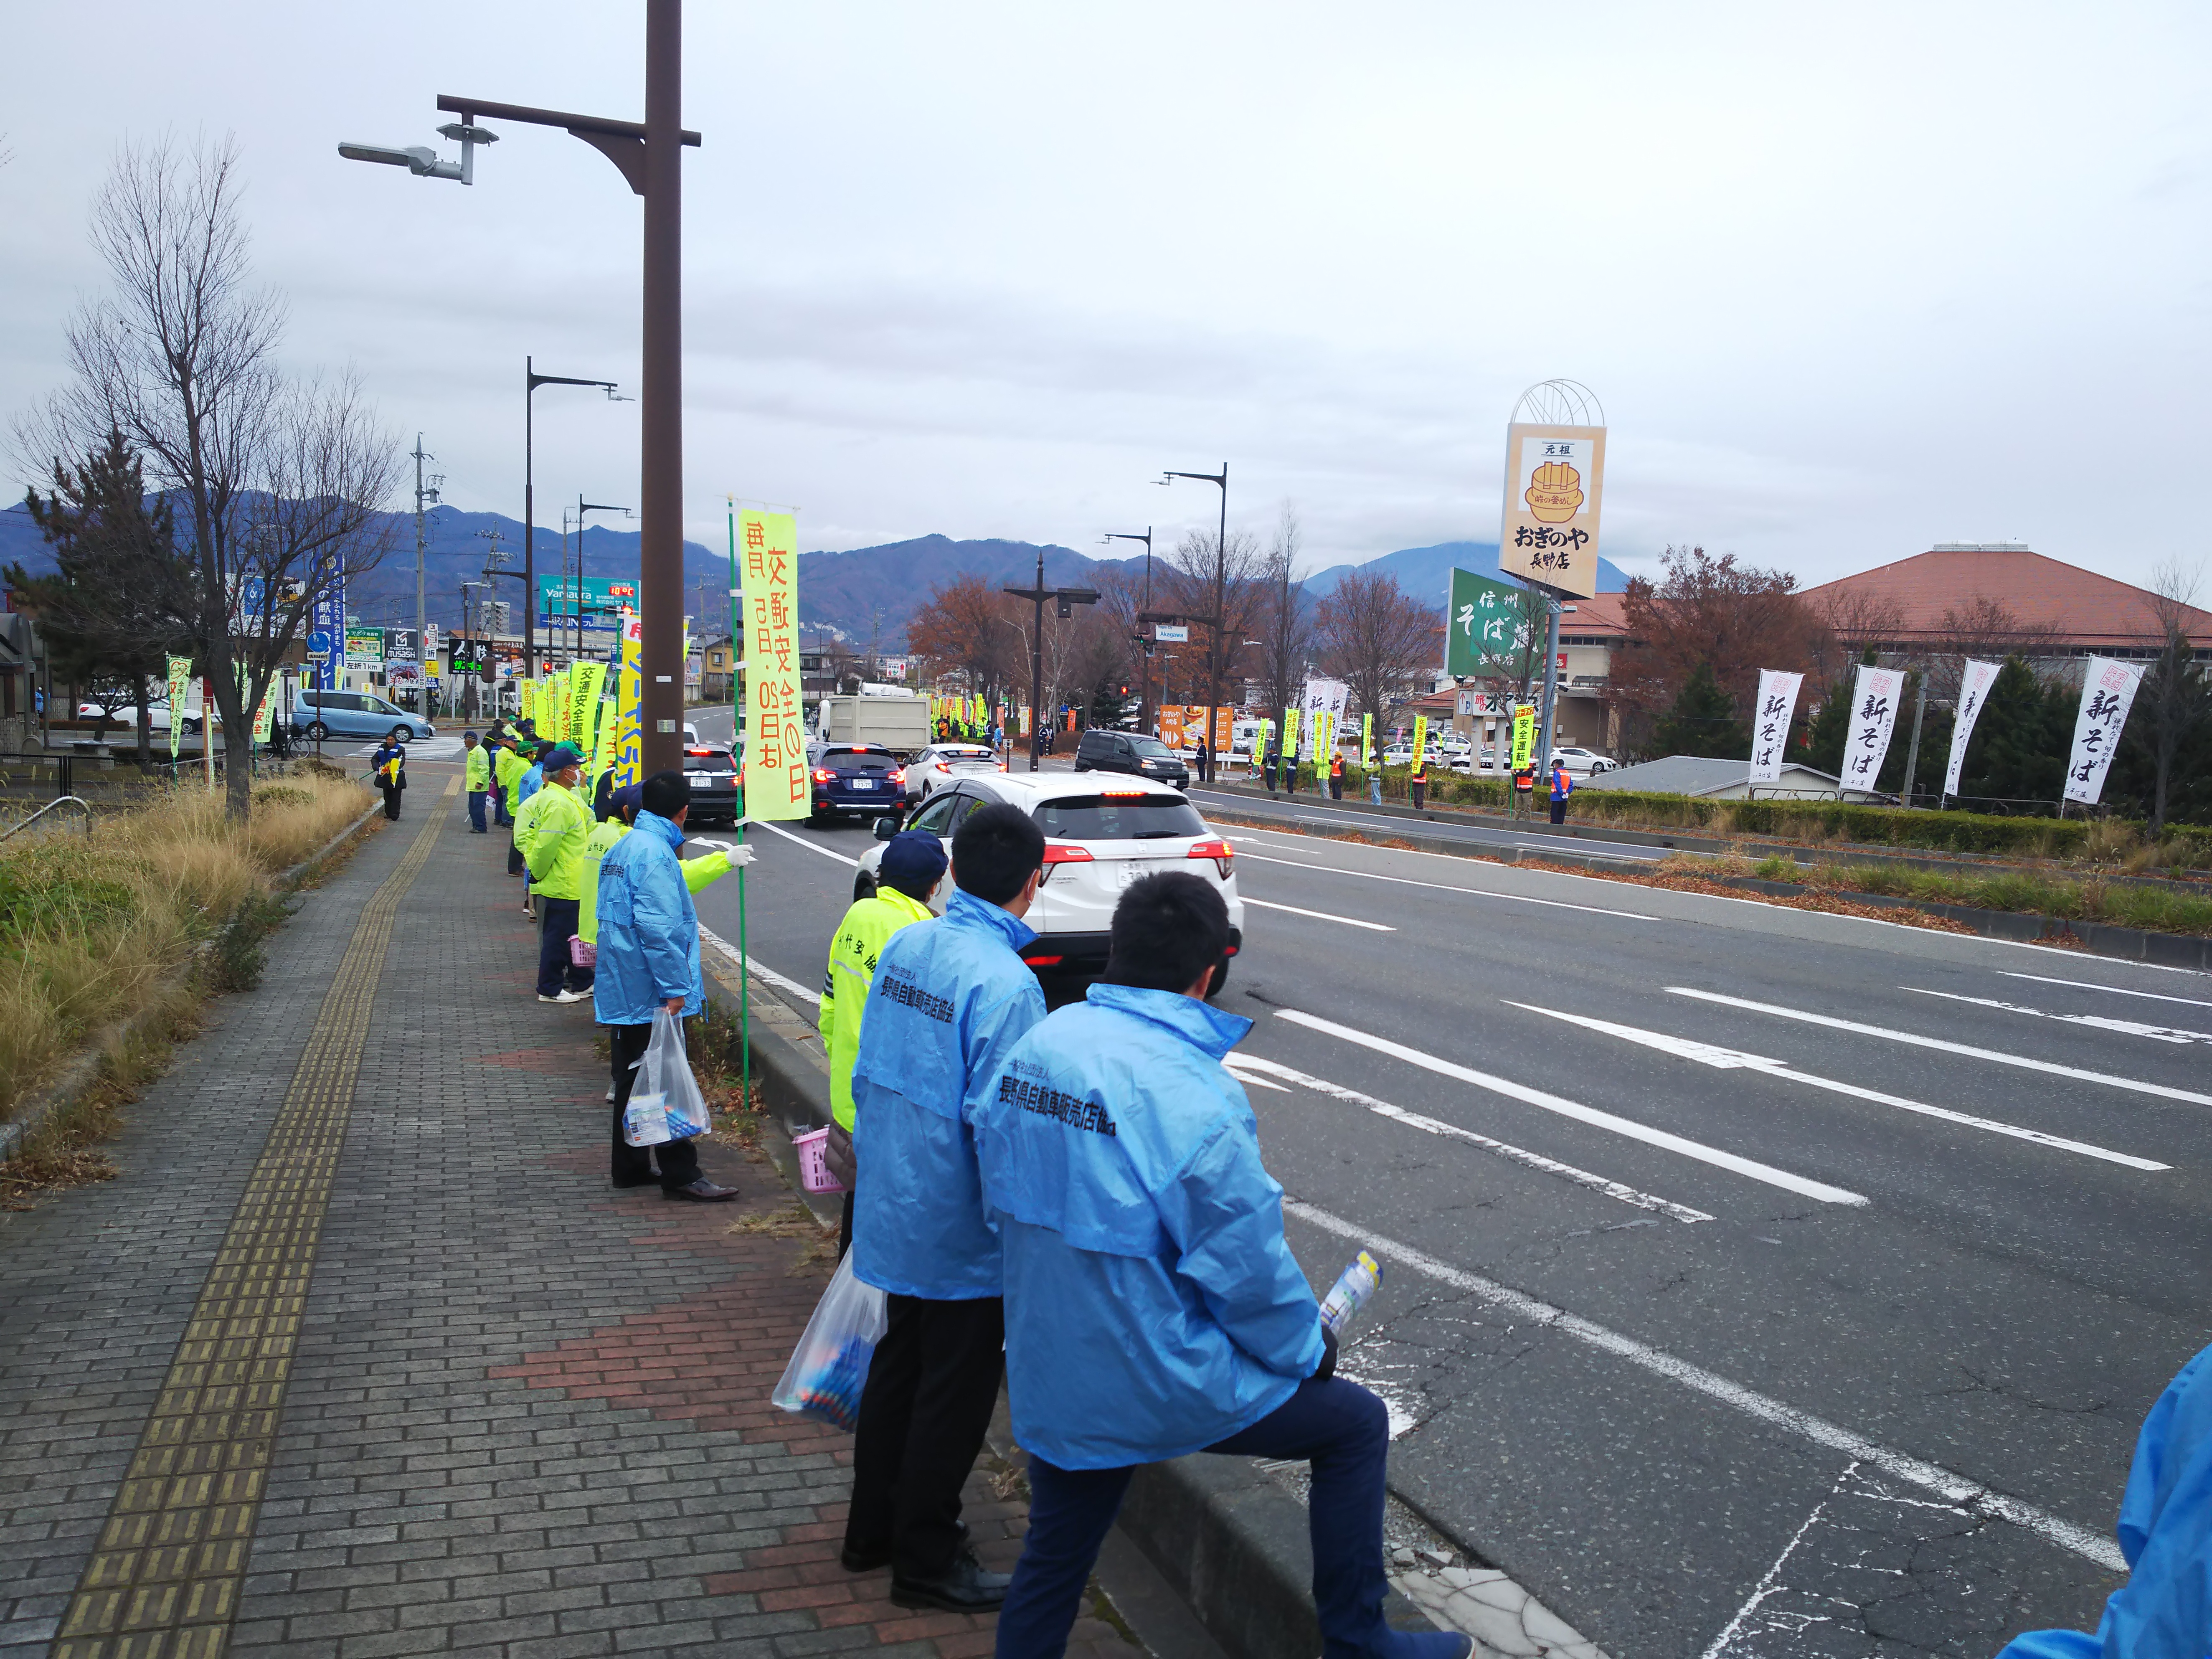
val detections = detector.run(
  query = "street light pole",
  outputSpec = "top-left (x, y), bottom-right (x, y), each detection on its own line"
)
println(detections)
top-left (577, 499), bottom-right (632, 662)
top-left (1001, 550), bottom-right (1100, 772)
top-left (636, 0), bottom-right (685, 779)
top-left (1160, 465), bottom-right (1228, 771)
top-left (1103, 527), bottom-right (1153, 734)
top-left (525, 358), bottom-right (623, 677)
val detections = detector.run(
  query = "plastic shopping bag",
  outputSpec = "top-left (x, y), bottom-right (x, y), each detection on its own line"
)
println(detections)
top-left (620, 1007), bottom-right (712, 1147)
top-left (771, 1252), bottom-right (888, 1432)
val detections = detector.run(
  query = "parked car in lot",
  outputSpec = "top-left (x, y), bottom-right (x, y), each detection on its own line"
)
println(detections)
top-left (805, 741), bottom-right (909, 824)
top-left (682, 746), bottom-right (741, 825)
top-left (907, 742), bottom-right (1003, 800)
top-left (1073, 727), bottom-right (1190, 789)
top-left (291, 689), bottom-right (435, 745)
top-left (1550, 746), bottom-right (1615, 774)
top-left (854, 772), bottom-right (1242, 992)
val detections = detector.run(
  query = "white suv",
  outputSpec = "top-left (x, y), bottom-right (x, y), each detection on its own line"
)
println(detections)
top-left (853, 771), bottom-right (1244, 990)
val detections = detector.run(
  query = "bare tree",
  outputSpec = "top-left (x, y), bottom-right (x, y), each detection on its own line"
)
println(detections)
top-left (2137, 561), bottom-right (2210, 834)
top-left (18, 134), bottom-right (396, 820)
top-left (1160, 526), bottom-right (1267, 728)
top-left (907, 573), bottom-right (1020, 705)
top-left (1256, 503), bottom-right (1313, 720)
top-left (1314, 569), bottom-right (1439, 729)
top-left (1914, 596), bottom-right (2066, 699)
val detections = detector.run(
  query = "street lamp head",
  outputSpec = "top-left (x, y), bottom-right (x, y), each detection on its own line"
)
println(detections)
top-left (338, 142), bottom-right (424, 169)
top-left (340, 122), bottom-right (495, 185)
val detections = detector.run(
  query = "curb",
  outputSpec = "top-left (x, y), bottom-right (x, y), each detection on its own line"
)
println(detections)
top-left (3, 798), bottom-right (384, 1167)
top-left (713, 956), bottom-right (1431, 1659)
top-left (1200, 802), bottom-right (2212, 973)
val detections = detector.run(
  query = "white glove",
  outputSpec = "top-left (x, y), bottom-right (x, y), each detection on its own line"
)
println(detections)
top-left (687, 839), bottom-right (756, 866)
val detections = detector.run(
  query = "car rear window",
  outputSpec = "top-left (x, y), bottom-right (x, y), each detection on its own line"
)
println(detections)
top-left (825, 748), bottom-right (897, 773)
top-left (683, 749), bottom-right (734, 771)
top-left (1033, 794), bottom-right (1206, 841)
top-left (940, 746), bottom-right (993, 760)
top-left (1128, 736), bottom-right (1174, 758)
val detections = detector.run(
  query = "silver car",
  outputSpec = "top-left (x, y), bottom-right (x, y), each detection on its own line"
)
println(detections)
top-left (854, 771), bottom-right (1244, 991)
top-left (906, 742), bottom-right (1004, 800)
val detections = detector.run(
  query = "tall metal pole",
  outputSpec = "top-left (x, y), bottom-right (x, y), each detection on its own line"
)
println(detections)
top-left (1210, 470), bottom-right (1225, 773)
top-left (1534, 582), bottom-right (1563, 809)
top-left (637, 0), bottom-right (684, 779)
top-left (1028, 549), bottom-right (1046, 773)
top-left (412, 433), bottom-right (429, 705)
top-left (523, 359), bottom-right (537, 677)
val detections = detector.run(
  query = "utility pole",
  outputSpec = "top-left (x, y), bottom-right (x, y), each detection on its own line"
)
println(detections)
top-left (1160, 464), bottom-right (1229, 770)
top-left (1103, 528), bottom-right (1154, 733)
top-left (1899, 671), bottom-right (1928, 807)
top-left (411, 434), bottom-right (441, 711)
top-left (1002, 550), bottom-right (1099, 771)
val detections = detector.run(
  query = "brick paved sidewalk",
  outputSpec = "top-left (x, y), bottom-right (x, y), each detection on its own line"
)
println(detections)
top-left (0, 784), bottom-right (1139, 1658)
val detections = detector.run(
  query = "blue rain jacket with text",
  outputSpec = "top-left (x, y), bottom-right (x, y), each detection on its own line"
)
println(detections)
top-left (850, 889), bottom-right (1045, 1301)
top-left (1995, 1341), bottom-right (2212, 1659)
top-left (975, 983), bottom-right (1326, 1469)
top-left (590, 811), bottom-right (704, 1026)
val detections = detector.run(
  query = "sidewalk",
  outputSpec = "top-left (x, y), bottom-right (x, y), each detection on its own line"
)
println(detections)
top-left (0, 777), bottom-right (1136, 1658)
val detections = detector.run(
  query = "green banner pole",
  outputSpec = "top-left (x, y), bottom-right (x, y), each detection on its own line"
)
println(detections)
top-left (728, 503), bottom-right (751, 1114)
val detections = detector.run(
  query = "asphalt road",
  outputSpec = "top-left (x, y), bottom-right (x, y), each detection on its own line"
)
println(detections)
top-left (682, 706), bottom-right (2205, 1657)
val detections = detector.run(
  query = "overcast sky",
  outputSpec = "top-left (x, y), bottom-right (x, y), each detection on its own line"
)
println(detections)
top-left (4, 1), bottom-right (2207, 590)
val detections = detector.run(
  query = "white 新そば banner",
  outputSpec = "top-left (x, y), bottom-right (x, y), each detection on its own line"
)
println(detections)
top-left (2062, 657), bottom-right (2143, 806)
top-left (1748, 670), bottom-right (1804, 783)
top-left (1942, 659), bottom-right (2003, 800)
top-left (1840, 664), bottom-right (1906, 795)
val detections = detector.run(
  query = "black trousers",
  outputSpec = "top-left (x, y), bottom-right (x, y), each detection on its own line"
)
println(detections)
top-left (507, 830), bottom-right (525, 874)
top-left (846, 1293), bottom-right (1005, 1578)
top-left (381, 783), bottom-right (402, 820)
top-left (607, 1019), bottom-right (701, 1190)
top-left (1550, 796), bottom-right (1568, 824)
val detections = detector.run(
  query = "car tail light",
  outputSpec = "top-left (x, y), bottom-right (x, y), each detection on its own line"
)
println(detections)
top-left (889, 769), bottom-right (905, 785)
top-left (1037, 842), bottom-right (1093, 884)
top-left (1022, 953), bottom-right (1065, 967)
top-left (1186, 837), bottom-right (1233, 878)
top-left (812, 767), bottom-right (835, 784)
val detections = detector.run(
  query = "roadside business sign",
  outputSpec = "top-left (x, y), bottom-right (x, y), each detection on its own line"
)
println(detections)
top-left (1446, 567), bottom-right (1536, 678)
top-left (537, 576), bottom-right (639, 615)
top-left (1748, 670), bottom-right (1804, 784)
top-left (344, 629), bottom-right (384, 670)
top-left (2063, 657), bottom-right (2143, 807)
top-left (1943, 659), bottom-right (2002, 800)
top-left (1498, 426), bottom-right (1606, 600)
top-left (1842, 665), bottom-right (1906, 794)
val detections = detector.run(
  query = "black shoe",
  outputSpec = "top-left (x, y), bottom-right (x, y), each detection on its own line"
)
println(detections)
top-left (662, 1178), bottom-right (738, 1202)
top-left (889, 1548), bottom-right (1011, 1613)
top-left (840, 1541), bottom-right (891, 1573)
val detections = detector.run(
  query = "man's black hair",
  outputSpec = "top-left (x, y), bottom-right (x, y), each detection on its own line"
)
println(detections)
top-left (1103, 871), bottom-right (1230, 994)
top-left (640, 769), bottom-right (691, 819)
top-left (951, 802), bottom-right (1045, 904)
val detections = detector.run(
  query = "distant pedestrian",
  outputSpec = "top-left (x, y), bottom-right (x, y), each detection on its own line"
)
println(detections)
top-left (1329, 750), bottom-right (1344, 800)
top-left (593, 769), bottom-right (740, 1202)
top-left (1262, 742), bottom-right (1280, 794)
top-left (1194, 737), bottom-right (1210, 784)
top-left (1409, 754), bottom-right (1428, 811)
top-left (369, 737), bottom-right (406, 820)
top-left (1550, 759), bottom-right (1573, 825)
top-left (1283, 742), bottom-right (1299, 797)
top-left (495, 737), bottom-right (528, 861)
top-left (462, 731), bottom-right (490, 833)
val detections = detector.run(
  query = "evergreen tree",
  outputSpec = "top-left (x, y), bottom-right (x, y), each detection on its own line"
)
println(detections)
top-left (1956, 654), bottom-right (2071, 809)
top-left (1648, 661), bottom-right (1749, 758)
top-left (2109, 655), bottom-right (2212, 828)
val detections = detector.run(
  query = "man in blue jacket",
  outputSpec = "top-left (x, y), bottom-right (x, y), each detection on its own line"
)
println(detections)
top-left (977, 873), bottom-right (1470, 1659)
top-left (843, 804), bottom-right (1048, 1613)
top-left (591, 769), bottom-right (737, 1202)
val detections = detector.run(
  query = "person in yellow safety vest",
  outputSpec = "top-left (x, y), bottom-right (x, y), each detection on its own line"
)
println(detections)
top-left (816, 829), bottom-right (947, 1256)
top-left (495, 737), bottom-right (530, 876)
top-left (515, 743), bottom-right (598, 1003)
top-left (1550, 758), bottom-right (1573, 825)
top-left (462, 730), bottom-right (491, 833)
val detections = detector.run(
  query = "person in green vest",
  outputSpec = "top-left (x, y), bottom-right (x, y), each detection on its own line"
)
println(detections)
top-left (462, 730), bottom-right (491, 833)
top-left (495, 736), bottom-right (530, 875)
top-left (515, 743), bottom-right (598, 1003)
top-left (817, 830), bottom-right (946, 1255)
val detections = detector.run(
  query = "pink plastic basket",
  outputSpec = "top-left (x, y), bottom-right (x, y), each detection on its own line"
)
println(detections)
top-left (568, 936), bottom-right (597, 969)
top-left (794, 1127), bottom-right (846, 1194)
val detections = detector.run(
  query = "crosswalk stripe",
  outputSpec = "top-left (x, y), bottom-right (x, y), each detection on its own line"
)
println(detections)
top-left (1667, 987), bottom-right (2212, 1109)
top-left (1275, 1009), bottom-right (1866, 1205)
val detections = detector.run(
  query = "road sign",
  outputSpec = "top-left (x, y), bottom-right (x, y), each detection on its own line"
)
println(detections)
top-left (1154, 624), bottom-right (1189, 643)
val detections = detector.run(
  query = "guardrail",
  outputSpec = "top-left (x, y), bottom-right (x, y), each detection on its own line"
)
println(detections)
top-left (0, 795), bottom-right (92, 845)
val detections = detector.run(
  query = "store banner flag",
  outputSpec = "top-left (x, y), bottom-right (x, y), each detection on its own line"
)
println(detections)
top-left (612, 616), bottom-right (644, 788)
top-left (1299, 677), bottom-right (1350, 723)
top-left (1942, 659), bottom-right (2003, 800)
top-left (1748, 670), bottom-right (1804, 783)
top-left (166, 655), bottom-right (193, 758)
top-left (1841, 664), bottom-right (1907, 794)
top-left (2063, 657), bottom-right (2144, 807)
top-left (739, 509), bottom-right (807, 820)
top-left (1510, 705), bottom-right (1536, 771)
top-left (568, 664), bottom-right (607, 761)
top-left (1446, 567), bottom-right (1535, 678)
top-left (1498, 424), bottom-right (1606, 600)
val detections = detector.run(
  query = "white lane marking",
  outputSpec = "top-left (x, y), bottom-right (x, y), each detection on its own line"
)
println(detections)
top-left (1906, 986), bottom-right (2212, 1046)
top-left (1235, 851), bottom-right (1655, 921)
top-left (2000, 972), bottom-right (2212, 1010)
top-left (1224, 1067), bottom-right (1293, 1092)
top-left (1284, 1199), bottom-right (2128, 1575)
top-left (1504, 1002), bottom-right (2170, 1172)
top-left (1224, 1052), bottom-right (1712, 1223)
top-left (1699, 1465), bottom-right (1856, 1659)
top-left (741, 817), bottom-right (860, 868)
top-left (1240, 895), bottom-right (1395, 931)
top-left (1275, 1010), bottom-right (1866, 1205)
top-left (699, 925), bottom-right (822, 1006)
top-left (1668, 987), bottom-right (2212, 1109)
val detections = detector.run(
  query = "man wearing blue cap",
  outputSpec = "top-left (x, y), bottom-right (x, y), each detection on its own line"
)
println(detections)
top-left (817, 831), bottom-right (947, 1253)
top-left (840, 804), bottom-right (1047, 1613)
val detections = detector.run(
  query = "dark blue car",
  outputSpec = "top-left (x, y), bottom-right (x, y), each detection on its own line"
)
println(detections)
top-left (807, 742), bottom-right (908, 826)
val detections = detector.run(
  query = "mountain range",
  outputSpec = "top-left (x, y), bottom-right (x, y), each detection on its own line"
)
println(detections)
top-left (0, 501), bottom-right (1626, 647)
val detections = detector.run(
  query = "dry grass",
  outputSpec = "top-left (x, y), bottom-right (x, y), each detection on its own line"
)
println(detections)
top-left (0, 774), bottom-right (371, 1124)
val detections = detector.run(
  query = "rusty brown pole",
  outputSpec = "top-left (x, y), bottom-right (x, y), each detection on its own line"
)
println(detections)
top-left (637, 0), bottom-right (684, 779)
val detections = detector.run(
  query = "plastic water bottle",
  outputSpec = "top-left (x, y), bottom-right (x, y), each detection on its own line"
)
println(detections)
top-left (1319, 1251), bottom-right (1383, 1337)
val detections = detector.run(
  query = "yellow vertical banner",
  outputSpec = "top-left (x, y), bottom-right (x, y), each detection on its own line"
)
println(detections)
top-left (1510, 704), bottom-right (1536, 771)
top-left (1281, 708), bottom-right (1300, 766)
top-left (592, 694), bottom-right (616, 781)
top-left (612, 616), bottom-right (644, 788)
top-left (521, 680), bottom-right (539, 728)
top-left (738, 509), bottom-right (807, 820)
top-left (1362, 713), bottom-right (1375, 767)
top-left (1413, 714), bottom-right (1428, 763)
top-left (166, 655), bottom-right (193, 758)
top-left (568, 664), bottom-right (606, 759)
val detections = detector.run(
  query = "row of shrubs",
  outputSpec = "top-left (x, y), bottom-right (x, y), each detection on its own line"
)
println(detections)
top-left (1234, 760), bottom-right (2212, 867)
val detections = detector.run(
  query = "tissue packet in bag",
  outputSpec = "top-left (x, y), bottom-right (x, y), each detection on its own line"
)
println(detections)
top-left (771, 1253), bottom-right (889, 1433)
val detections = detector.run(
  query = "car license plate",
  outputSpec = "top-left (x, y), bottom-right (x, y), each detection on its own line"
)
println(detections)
top-left (850, 779), bottom-right (874, 789)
